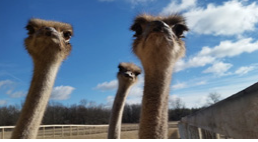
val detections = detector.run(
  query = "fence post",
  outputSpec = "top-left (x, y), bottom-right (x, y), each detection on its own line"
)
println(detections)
top-left (1, 128), bottom-right (4, 139)
top-left (62, 126), bottom-right (64, 138)
top-left (198, 128), bottom-right (203, 139)
top-left (43, 127), bottom-right (45, 139)
top-left (70, 126), bottom-right (72, 138)
top-left (53, 126), bottom-right (55, 138)
top-left (188, 125), bottom-right (200, 139)
top-left (178, 122), bottom-right (189, 138)
top-left (215, 133), bottom-right (220, 139)
top-left (201, 129), bottom-right (219, 139)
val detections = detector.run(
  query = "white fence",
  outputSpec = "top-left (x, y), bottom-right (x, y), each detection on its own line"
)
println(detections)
top-left (178, 82), bottom-right (258, 139)
top-left (0, 124), bottom-right (112, 139)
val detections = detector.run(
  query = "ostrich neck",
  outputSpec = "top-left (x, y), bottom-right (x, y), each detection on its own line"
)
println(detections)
top-left (139, 66), bottom-right (173, 139)
top-left (11, 59), bottom-right (62, 139)
top-left (108, 82), bottom-right (133, 139)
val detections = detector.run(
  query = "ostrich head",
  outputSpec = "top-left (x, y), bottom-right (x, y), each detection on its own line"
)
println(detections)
top-left (24, 18), bottom-right (73, 62)
top-left (130, 14), bottom-right (188, 70)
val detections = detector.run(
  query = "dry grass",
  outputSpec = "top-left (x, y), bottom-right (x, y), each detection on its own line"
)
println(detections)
top-left (52, 128), bottom-right (179, 139)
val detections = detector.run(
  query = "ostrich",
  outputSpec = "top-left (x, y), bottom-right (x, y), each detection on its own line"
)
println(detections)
top-left (11, 18), bottom-right (73, 139)
top-left (108, 62), bottom-right (141, 139)
top-left (130, 14), bottom-right (188, 139)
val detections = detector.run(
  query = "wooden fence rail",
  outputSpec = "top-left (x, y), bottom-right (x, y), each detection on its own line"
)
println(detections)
top-left (0, 124), bottom-right (110, 139)
top-left (178, 82), bottom-right (258, 139)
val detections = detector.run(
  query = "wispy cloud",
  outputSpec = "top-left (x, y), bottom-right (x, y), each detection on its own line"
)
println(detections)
top-left (0, 79), bottom-right (27, 98)
top-left (161, 0), bottom-right (197, 14)
top-left (0, 100), bottom-right (7, 106)
top-left (7, 91), bottom-right (27, 98)
top-left (126, 76), bottom-right (144, 105)
top-left (105, 95), bottom-right (115, 108)
top-left (171, 79), bottom-right (207, 91)
top-left (94, 80), bottom-right (118, 91)
top-left (199, 38), bottom-right (258, 58)
top-left (98, 0), bottom-right (155, 4)
top-left (98, 0), bottom-right (115, 2)
top-left (173, 70), bottom-right (258, 108)
top-left (50, 86), bottom-right (75, 100)
top-left (127, 0), bottom-right (155, 4)
top-left (103, 76), bottom-right (144, 107)
top-left (203, 62), bottom-right (233, 76)
top-left (175, 38), bottom-right (258, 72)
top-left (175, 56), bottom-right (215, 72)
top-left (195, 81), bottom-right (207, 86)
top-left (172, 82), bottom-right (187, 90)
top-left (235, 65), bottom-right (256, 75)
top-left (0, 80), bottom-right (14, 88)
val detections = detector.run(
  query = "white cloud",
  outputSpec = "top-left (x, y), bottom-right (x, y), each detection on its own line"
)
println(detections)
top-left (175, 56), bottom-right (215, 72)
top-left (199, 38), bottom-right (258, 58)
top-left (126, 86), bottom-right (143, 105)
top-left (0, 79), bottom-right (27, 98)
top-left (175, 38), bottom-right (258, 72)
top-left (174, 69), bottom-right (258, 108)
top-left (101, 76), bottom-right (144, 107)
top-left (195, 81), bottom-right (207, 86)
top-left (105, 95), bottom-right (115, 108)
top-left (0, 80), bottom-right (14, 88)
top-left (183, 0), bottom-right (258, 36)
top-left (98, 0), bottom-right (115, 2)
top-left (171, 80), bottom-right (207, 92)
top-left (171, 82), bottom-right (187, 90)
top-left (129, 86), bottom-right (143, 97)
top-left (203, 62), bottom-right (233, 76)
top-left (168, 95), bottom-right (179, 107)
top-left (161, 0), bottom-right (197, 14)
top-left (8, 91), bottom-right (26, 98)
top-left (0, 100), bottom-right (7, 106)
top-left (125, 77), bottom-right (144, 105)
top-left (94, 80), bottom-right (118, 91)
top-left (161, 0), bottom-right (258, 36)
top-left (128, 76), bottom-right (144, 96)
top-left (50, 86), bottom-right (75, 100)
top-left (98, 0), bottom-right (155, 5)
top-left (235, 65), bottom-right (256, 75)
top-left (127, 0), bottom-right (155, 4)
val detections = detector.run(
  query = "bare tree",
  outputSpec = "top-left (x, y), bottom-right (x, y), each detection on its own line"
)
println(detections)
top-left (79, 99), bottom-right (88, 107)
top-left (205, 92), bottom-right (222, 106)
top-left (170, 97), bottom-right (185, 109)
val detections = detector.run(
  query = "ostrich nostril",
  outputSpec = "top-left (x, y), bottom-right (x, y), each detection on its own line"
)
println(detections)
top-left (45, 27), bottom-right (55, 31)
top-left (44, 27), bottom-right (57, 36)
top-left (153, 27), bottom-right (162, 32)
top-left (124, 72), bottom-right (134, 78)
top-left (152, 21), bottom-right (166, 32)
top-left (45, 31), bottom-right (52, 36)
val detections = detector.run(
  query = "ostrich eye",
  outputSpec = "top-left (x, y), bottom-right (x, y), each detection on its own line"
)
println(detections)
top-left (172, 24), bottom-right (189, 38)
top-left (26, 25), bottom-right (35, 35)
top-left (131, 23), bottom-right (142, 37)
top-left (135, 72), bottom-right (140, 76)
top-left (63, 31), bottom-right (72, 40)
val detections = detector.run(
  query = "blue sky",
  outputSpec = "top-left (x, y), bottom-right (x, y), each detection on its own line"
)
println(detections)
top-left (0, 0), bottom-right (258, 108)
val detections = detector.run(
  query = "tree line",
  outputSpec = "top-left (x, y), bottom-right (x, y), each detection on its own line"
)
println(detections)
top-left (0, 101), bottom-right (200, 126)
top-left (0, 92), bottom-right (222, 126)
